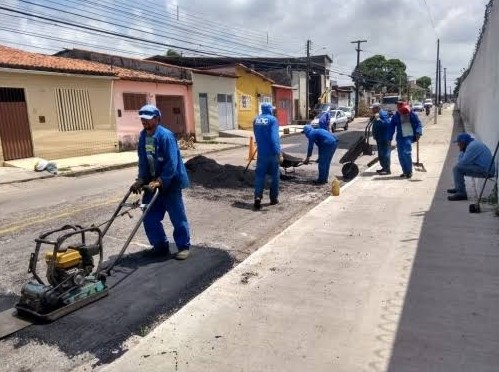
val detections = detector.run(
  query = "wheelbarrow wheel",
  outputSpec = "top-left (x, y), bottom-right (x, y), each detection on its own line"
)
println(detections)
top-left (341, 162), bottom-right (359, 181)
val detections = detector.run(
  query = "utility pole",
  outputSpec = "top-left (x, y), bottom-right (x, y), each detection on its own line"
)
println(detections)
top-left (438, 59), bottom-right (442, 115)
top-left (444, 67), bottom-right (447, 103)
top-left (351, 39), bottom-right (367, 117)
top-left (306, 40), bottom-right (311, 120)
top-left (434, 39), bottom-right (439, 124)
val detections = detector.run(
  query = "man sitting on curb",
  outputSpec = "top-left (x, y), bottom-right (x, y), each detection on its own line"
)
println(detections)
top-left (447, 133), bottom-right (496, 201)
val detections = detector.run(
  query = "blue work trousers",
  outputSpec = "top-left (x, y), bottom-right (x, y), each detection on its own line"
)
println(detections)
top-left (453, 163), bottom-right (495, 195)
top-left (397, 137), bottom-right (414, 176)
top-left (317, 143), bottom-right (337, 183)
top-left (254, 154), bottom-right (280, 200)
top-left (142, 187), bottom-right (190, 250)
top-left (376, 140), bottom-right (391, 171)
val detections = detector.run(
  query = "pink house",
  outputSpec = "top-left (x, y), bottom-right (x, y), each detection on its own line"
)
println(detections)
top-left (111, 68), bottom-right (194, 151)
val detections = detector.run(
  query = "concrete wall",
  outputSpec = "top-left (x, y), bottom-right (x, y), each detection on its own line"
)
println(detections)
top-left (0, 69), bottom-right (117, 160)
top-left (191, 72), bottom-right (237, 138)
top-left (292, 71), bottom-right (307, 120)
top-left (113, 80), bottom-right (193, 150)
top-left (458, 0), bottom-right (499, 152)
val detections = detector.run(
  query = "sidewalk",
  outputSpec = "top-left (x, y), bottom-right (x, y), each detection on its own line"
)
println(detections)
top-left (101, 106), bottom-right (499, 371)
top-left (0, 124), bottom-right (310, 186)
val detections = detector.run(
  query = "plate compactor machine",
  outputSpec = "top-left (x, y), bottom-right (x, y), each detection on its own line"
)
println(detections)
top-left (0, 187), bottom-right (159, 339)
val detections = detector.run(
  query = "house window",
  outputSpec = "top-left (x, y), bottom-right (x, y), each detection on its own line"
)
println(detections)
top-left (55, 88), bottom-right (94, 132)
top-left (240, 95), bottom-right (251, 110)
top-left (123, 93), bottom-right (147, 111)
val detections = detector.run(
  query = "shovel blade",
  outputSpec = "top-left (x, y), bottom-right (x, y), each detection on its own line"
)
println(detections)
top-left (412, 162), bottom-right (427, 172)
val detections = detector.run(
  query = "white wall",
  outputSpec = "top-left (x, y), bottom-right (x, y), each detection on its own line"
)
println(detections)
top-left (458, 0), bottom-right (499, 152)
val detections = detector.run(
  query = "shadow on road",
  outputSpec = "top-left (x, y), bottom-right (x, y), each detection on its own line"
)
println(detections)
top-left (386, 111), bottom-right (499, 370)
top-left (10, 245), bottom-right (234, 365)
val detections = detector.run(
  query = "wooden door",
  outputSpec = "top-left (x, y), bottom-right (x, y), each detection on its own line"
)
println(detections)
top-left (0, 88), bottom-right (34, 160)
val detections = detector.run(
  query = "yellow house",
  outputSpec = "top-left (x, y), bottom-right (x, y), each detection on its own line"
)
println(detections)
top-left (205, 64), bottom-right (274, 130)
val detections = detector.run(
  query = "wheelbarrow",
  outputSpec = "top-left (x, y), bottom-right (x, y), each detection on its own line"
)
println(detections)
top-left (339, 118), bottom-right (375, 181)
top-left (280, 152), bottom-right (306, 173)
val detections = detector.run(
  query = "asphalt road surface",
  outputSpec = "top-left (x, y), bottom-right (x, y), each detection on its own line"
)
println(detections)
top-left (0, 118), bottom-right (378, 371)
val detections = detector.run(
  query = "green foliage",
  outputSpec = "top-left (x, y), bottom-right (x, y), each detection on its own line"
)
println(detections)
top-left (416, 76), bottom-right (432, 91)
top-left (353, 55), bottom-right (408, 93)
top-left (165, 49), bottom-right (181, 57)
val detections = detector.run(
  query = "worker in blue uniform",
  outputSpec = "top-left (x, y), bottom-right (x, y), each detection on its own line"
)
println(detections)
top-left (371, 103), bottom-right (393, 175)
top-left (130, 104), bottom-right (191, 260)
top-left (253, 102), bottom-right (281, 210)
top-left (447, 133), bottom-right (496, 201)
top-left (302, 125), bottom-right (338, 184)
top-left (318, 110), bottom-right (331, 131)
top-left (389, 103), bottom-right (423, 178)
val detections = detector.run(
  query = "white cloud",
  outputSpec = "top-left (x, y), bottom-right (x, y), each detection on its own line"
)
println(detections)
top-left (0, 0), bottom-right (491, 88)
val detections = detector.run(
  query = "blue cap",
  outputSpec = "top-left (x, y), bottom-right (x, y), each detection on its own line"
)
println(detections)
top-left (138, 104), bottom-right (161, 120)
top-left (454, 132), bottom-right (473, 144)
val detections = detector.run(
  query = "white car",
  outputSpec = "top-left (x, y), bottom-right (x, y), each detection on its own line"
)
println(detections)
top-left (412, 102), bottom-right (423, 112)
top-left (338, 106), bottom-right (354, 122)
top-left (423, 98), bottom-right (433, 108)
top-left (329, 109), bottom-right (349, 132)
top-left (311, 109), bottom-right (348, 132)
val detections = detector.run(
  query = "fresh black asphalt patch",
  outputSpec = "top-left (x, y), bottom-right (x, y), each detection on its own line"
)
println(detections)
top-left (4, 246), bottom-right (233, 364)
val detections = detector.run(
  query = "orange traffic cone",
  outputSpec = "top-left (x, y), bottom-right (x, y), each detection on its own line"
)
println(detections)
top-left (248, 136), bottom-right (257, 160)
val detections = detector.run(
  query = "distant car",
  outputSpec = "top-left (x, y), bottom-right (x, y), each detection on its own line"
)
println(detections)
top-left (338, 106), bottom-right (354, 122)
top-left (412, 102), bottom-right (423, 112)
top-left (329, 109), bottom-right (349, 132)
top-left (423, 98), bottom-right (433, 108)
top-left (310, 103), bottom-right (335, 118)
top-left (310, 109), bottom-right (348, 132)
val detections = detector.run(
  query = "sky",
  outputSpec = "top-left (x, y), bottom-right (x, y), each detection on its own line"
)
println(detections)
top-left (0, 0), bottom-right (491, 91)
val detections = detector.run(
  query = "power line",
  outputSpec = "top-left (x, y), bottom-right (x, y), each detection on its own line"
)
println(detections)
top-left (420, 0), bottom-right (439, 38)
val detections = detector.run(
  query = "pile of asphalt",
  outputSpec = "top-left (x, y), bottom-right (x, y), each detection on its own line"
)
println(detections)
top-left (185, 155), bottom-right (254, 189)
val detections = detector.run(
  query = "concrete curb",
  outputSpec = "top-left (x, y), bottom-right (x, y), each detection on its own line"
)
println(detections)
top-left (0, 145), bottom-right (247, 185)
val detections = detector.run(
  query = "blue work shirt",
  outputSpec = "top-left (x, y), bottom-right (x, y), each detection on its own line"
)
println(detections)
top-left (458, 139), bottom-right (495, 174)
top-left (137, 125), bottom-right (190, 189)
top-left (371, 110), bottom-right (392, 142)
top-left (253, 103), bottom-right (281, 157)
top-left (390, 111), bottom-right (422, 140)
top-left (302, 125), bottom-right (337, 158)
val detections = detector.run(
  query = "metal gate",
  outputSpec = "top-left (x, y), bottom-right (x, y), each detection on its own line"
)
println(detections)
top-left (217, 94), bottom-right (234, 131)
top-left (0, 88), bottom-right (34, 161)
top-left (199, 93), bottom-right (210, 133)
top-left (155, 95), bottom-right (186, 135)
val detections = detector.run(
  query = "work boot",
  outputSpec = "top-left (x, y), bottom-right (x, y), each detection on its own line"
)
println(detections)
top-left (447, 188), bottom-right (458, 194)
top-left (175, 249), bottom-right (190, 260)
top-left (143, 242), bottom-right (170, 258)
top-left (312, 180), bottom-right (327, 185)
top-left (270, 198), bottom-right (279, 205)
top-left (376, 169), bottom-right (384, 174)
top-left (448, 194), bottom-right (468, 201)
top-left (253, 198), bottom-right (262, 210)
top-left (378, 170), bottom-right (391, 175)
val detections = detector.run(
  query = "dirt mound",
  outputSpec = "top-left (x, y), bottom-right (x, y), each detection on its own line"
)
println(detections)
top-left (185, 155), bottom-right (254, 189)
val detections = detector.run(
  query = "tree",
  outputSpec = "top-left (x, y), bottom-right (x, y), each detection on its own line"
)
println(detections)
top-left (353, 55), bottom-right (408, 94)
top-left (416, 76), bottom-right (431, 91)
top-left (165, 49), bottom-right (181, 57)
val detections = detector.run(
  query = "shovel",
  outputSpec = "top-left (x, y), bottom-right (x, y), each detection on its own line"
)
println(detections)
top-left (413, 139), bottom-right (427, 172)
top-left (243, 148), bottom-right (258, 174)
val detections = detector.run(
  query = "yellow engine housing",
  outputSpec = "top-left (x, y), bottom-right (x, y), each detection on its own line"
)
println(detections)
top-left (45, 249), bottom-right (82, 269)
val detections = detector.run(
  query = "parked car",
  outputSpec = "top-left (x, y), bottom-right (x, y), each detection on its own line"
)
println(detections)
top-left (338, 106), bottom-right (354, 122)
top-left (310, 103), bottom-right (335, 118)
top-left (412, 101), bottom-right (423, 112)
top-left (310, 109), bottom-right (348, 131)
top-left (329, 109), bottom-right (349, 132)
